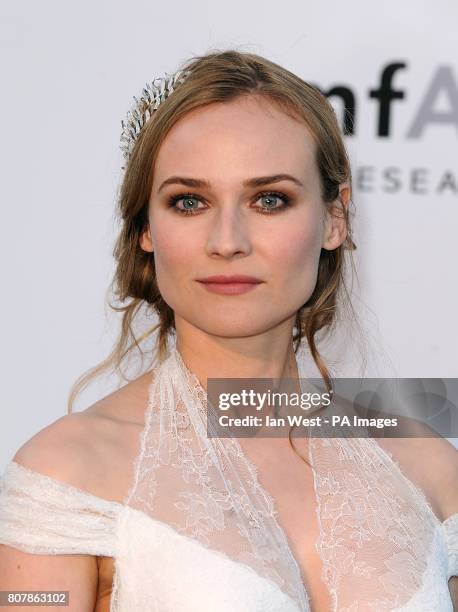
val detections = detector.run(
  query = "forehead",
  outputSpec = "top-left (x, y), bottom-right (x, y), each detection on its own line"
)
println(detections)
top-left (152, 95), bottom-right (318, 187)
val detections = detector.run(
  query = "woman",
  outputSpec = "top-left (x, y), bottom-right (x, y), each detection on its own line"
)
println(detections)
top-left (0, 50), bottom-right (457, 611)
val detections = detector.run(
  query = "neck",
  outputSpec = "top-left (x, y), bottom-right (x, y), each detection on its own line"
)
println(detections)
top-left (174, 337), bottom-right (301, 394)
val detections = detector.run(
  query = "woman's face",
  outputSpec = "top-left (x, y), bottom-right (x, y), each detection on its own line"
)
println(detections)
top-left (141, 94), bottom-right (347, 339)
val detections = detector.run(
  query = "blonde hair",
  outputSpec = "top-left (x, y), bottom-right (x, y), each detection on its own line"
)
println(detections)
top-left (67, 49), bottom-right (357, 418)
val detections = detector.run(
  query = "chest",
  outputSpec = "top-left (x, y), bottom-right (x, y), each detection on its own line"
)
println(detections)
top-left (238, 436), bottom-right (333, 610)
top-left (95, 438), bottom-right (331, 611)
top-left (91, 416), bottom-right (445, 611)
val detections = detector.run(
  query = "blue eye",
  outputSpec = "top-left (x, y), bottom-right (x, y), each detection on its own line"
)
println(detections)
top-left (166, 191), bottom-right (292, 216)
top-left (167, 194), bottom-right (203, 215)
top-left (256, 192), bottom-right (291, 214)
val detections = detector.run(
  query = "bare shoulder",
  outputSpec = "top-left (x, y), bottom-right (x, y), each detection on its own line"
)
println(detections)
top-left (374, 416), bottom-right (458, 522)
top-left (13, 411), bottom-right (101, 490)
top-left (12, 368), bottom-right (155, 503)
top-left (408, 425), bottom-right (458, 521)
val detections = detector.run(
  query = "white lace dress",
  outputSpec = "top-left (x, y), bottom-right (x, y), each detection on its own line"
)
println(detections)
top-left (0, 345), bottom-right (457, 611)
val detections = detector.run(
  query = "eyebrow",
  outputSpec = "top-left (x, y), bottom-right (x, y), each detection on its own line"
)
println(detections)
top-left (157, 173), bottom-right (304, 193)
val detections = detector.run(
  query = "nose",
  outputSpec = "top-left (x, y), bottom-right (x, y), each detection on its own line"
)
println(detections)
top-left (205, 205), bottom-right (252, 259)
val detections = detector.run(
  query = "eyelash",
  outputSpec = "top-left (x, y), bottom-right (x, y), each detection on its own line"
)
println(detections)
top-left (166, 191), bottom-right (292, 216)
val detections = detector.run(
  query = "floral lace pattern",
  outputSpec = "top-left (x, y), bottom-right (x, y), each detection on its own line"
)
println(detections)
top-left (121, 345), bottom-right (309, 609)
top-left (309, 434), bottom-right (444, 610)
top-left (118, 344), bottom-right (456, 611)
top-left (0, 343), bottom-right (456, 611)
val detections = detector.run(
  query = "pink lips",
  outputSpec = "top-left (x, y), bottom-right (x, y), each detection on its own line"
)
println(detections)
top-left (197, 275), bottom-right (262, 284)
top-left (196, 275), bottom-right (263, 295)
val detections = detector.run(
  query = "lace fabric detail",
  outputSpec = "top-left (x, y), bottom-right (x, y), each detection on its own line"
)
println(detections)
top-left (121, 345), bottom-right (309, 610)
top-left (309, 434), bottom-right (442, 610)
top-left (0, 460), bottom-right (121, 556)
top-left (111, 505), bottom-right (302, 611)
top-left (0, 344), bottom-right (455, 611)
top-left (117, 344), bottom-right (455, 611)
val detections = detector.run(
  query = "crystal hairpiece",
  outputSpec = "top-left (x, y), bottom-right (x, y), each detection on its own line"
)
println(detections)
top-left (120, 68), bottom-right (191, 169)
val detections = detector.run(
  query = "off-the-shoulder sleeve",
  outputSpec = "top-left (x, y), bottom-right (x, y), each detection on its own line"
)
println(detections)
top-left (443, 513), bottom-right (458, 580)
top-left (0, 460), bottom-right (122, 557)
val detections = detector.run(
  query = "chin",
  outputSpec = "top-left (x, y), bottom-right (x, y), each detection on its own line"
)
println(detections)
top-left (177, 310), bottom-right (295, 339)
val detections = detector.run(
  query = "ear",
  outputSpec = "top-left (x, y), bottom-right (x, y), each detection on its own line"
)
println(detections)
top-left (322, 183), bottom-right (350, 251)
top-left (139, 223), bottom-right (154, 253)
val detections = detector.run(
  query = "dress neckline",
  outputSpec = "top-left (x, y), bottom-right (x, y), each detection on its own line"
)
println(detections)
top-left (4, 343), bottom-right (454, 611)
top-left (162, 343), bottom-right (453, 611)
top-left (166, 342), bottom-right (314, 608)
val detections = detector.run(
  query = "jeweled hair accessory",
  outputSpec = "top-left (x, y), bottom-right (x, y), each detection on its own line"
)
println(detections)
top-left (120, 68), bottom-right (191, 169)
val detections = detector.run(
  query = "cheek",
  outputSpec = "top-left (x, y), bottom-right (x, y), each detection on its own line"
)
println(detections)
top-left (271, 216), bottom-right (324, 280)
top-left (150, 217), bottom-right (198, 287)
top-left (265, 212), bottom-right (325, 311)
